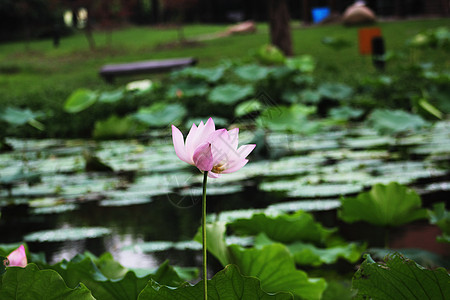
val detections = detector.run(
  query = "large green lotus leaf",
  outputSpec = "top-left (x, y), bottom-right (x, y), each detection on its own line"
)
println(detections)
top-left (48, 254), bottom-right (183, 300)
top-left (0, 107), bottom-right (45, 130)
top-left (24, 227), bottom-right (111, 242)
top-left (175, 66), bottom-right (226, 83)
top-left (256, 105), bottom-right (320, 133)
top-left (193, 223), bottom-right (326, 299)
top-left (98, 89), bottom-right (125, 103)
top-left (229, 211), bottom-right (336, 244)
top-left (318, 82), bottom-right (353, 101)
top-left (166, 81), bottom-right (209, 98)
top-left (339, 182), bottom-right (428, 226)
top-left (228, 244), bottom-right (327, 300)
top-left (285, 55), bottom-right (316, 73)
top-left (287, 241), bottom-right (365, 266)
top-left (253, 233), bottom-right (364, 267)
top-left (234, 64), bottom-right (271, 81)
top-left (353, 254), bottom-right (450, 300)
top-left (208, 84), bottom-right (254, 105)
top-left (0, 264), bottom-right (94, 300)
top-left (234, 99), bottom-right (263, 117)
top-left (92, 115), bottom-right (138, 139)
top-left (367, 109), bottom-right (428, 135)
top-left (64, 88), bottom-right (98, 113)
top-left (328, 106), bottom-right (364, 121)
top-left (133, 103), bottom-right (186, 127)
top-left (138, 264), bottom-right (293, 300)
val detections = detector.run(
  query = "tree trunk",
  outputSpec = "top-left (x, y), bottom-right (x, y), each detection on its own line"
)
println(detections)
top-left (268, 0), bottom-right (293, 56)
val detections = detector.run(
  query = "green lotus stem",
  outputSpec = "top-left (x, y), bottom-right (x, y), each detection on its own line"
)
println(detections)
top-left (202, 171), bottom-right (208, 300)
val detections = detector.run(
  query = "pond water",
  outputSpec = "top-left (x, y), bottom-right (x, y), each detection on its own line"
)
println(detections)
top-left (0, 122), bottom-right (449, 273)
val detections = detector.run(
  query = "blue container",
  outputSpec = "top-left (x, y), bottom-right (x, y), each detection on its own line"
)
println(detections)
top-left (312, 7), bottom-right (331, 24)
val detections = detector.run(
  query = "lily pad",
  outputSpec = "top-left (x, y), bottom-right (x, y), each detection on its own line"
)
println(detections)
top-left (285, 55), bottom-right (316, 73)
top-left (367, 109), bottom-right (428, 135)
top-left (208, 84), bottom-right (254, 105)
top-left (267, 199), bottom-right (341, 213)
top-left (166, 81), bottom-right (209, 98)
top-left (318, 83), bottom-right (353, 101)
top-left (24, 227), bottom-right (111, 242)
top-left (0, 107), bottom-right (45, 130)
top-left (257, 105), bottom-right (320, 133)
top-left (339, 182), bottom-right (428, 226)
top-left (234, 99), bottom-right (263, 117)
top-left (98, 89), bottom-right (125, 103)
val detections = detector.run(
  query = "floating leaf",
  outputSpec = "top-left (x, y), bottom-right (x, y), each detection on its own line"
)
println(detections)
top-left (367, 109), bottom-right (428, 135)
top-left (133, 103), bottom-right (186, 127)
top-left (318, 83), bottom-right (353, 101)
top-left (428, 202), bottom-right (450, 243)
top-left (353, 254), bottom-right (450, 300)
top-left (234, 64), bottom-right (271, 81)
top-left (0, 264), bottom-right (94, 299)
top-left (208, 84), bottom-right (254, 105)
top-left (285, 55), bottom-right (316, 73)
top-left (229, 212), bottom-right (335, 244)
top-left (138, 264), bottom-right (293, 299)
top-left (24, 227), bottom-right (111, 242)
top-left (64, 88), bottom-right (98, 113)
top-left (339, 182), bottom-right (428, 226)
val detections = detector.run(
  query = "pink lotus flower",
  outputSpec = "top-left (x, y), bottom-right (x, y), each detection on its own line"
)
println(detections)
top-left (7, 245), bottom-right (27, 267)
top-left (172, 118), bottom-right (255, 178)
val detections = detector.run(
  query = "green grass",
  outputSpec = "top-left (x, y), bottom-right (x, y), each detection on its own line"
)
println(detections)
top-left (0, 19), bottom-right (448, 137)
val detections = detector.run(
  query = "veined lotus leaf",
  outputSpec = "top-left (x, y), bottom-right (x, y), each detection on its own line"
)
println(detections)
top-left (229, 211), bottom-right (336, 244)
top-left (339, 182), bottom-right (428, 226)
top-left (133, 103), bottom-right (186, 127)
top-left (367, 109), bottom-right (428, 135)
top-left (428, 202), bottom-right (450, 243)
top-left (208, 84), bottom-right (254, 105)
top-left (0, 264), bottom-right (94, 300)
top-left (353, 254), bottom-right (450, 300)
top-left (234, 64), bottom-right (271, 81)
top-left (64, 88), bottom-right (98, 113)
top-left (137, 264), bottom-right (293, 300)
